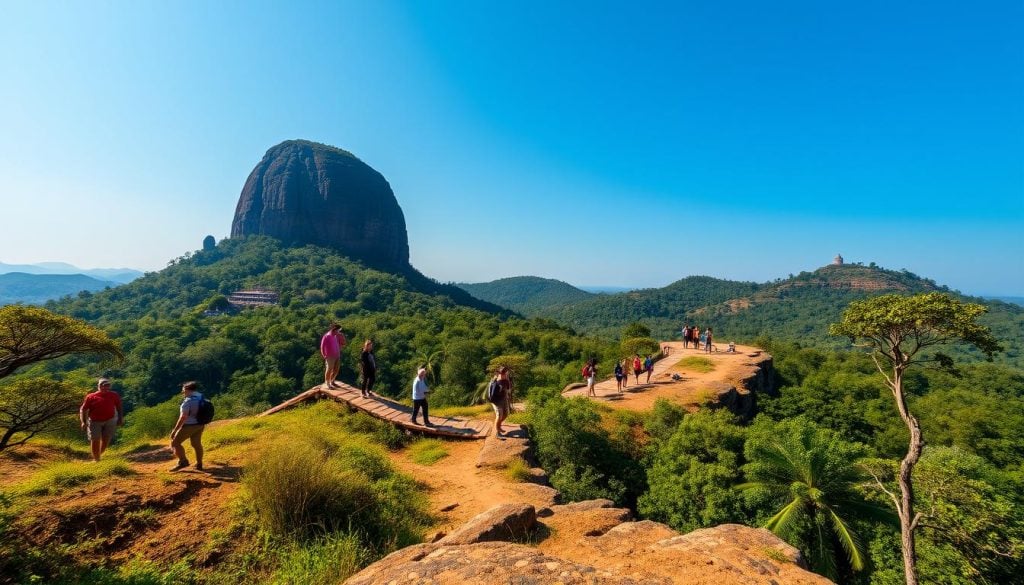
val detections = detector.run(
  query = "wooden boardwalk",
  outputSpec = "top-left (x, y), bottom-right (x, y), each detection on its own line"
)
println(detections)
top-left (258, 382), bottom-right (491, 439)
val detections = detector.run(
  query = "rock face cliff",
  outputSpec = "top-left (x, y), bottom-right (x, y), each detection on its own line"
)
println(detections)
top-left (231, 140), bottom-right (410, 269)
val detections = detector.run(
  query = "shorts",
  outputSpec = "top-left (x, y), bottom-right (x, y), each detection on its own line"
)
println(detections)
top-left (633, 369), bottom-right (642, 376)
top-left (87, 417), bottom-right (117, 442)
top-left (492, 401), bottom-right (509, 418)
top-left (324, 357), bottom-right (340, 368)
top-left (586, 376), bottom-right (595, 386)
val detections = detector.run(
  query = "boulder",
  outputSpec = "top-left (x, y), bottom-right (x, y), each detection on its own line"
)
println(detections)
top-left (231, 140), bottom-right (410, 269)
top-left (438, 503), bottom-right (537, 546)
top-left (476, 424), bottom-right (531, 469)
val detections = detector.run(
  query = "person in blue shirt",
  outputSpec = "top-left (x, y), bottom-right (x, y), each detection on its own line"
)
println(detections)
top-left (411, 367), bottom-right (433, 427)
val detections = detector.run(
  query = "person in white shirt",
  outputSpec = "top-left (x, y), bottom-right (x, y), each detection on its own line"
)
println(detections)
top-left (411, 367), bottom-right (433, 427)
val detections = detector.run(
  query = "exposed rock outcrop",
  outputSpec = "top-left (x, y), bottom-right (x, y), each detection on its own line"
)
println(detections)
top-left (347, 499), bottom-right (833, 585)
top-left (231, 140), bottom-right (410, 269)
top-left (438, 503), bottom-right (537, 546)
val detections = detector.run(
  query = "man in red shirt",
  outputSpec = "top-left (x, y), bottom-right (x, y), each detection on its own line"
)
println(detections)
top-left (79, 378), bottom-right (124, 462)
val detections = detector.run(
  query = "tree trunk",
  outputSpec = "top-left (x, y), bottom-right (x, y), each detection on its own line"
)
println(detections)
top-left (892, 368), bottom-right (921, 585)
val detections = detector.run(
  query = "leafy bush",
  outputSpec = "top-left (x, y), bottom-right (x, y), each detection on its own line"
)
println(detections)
top-left (529, 395), bottom-right (644, 507)
top-left (121, 397), bottom-right (180, 442)
top-left (638, 410), bottom-right (749, 533)
top-left (620, 337), bottom-right (660, 359)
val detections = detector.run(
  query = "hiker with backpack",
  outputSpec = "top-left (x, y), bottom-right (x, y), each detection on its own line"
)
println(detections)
top-left (614, 360), bottom-right (625, 393)
top-left (583, 359), bottom-right (597, 396)
top-left (632, 354), bottom-right (643, 384)
top-left (488, 366), bottom-right (513, 436)
top-left (169, 381), bottom-right (213, 472)
top-left (644, 354), bottom-right (654, 383)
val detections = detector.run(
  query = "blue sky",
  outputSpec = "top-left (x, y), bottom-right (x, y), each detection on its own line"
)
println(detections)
top-left (0, 1), bottom-right (1021, 294)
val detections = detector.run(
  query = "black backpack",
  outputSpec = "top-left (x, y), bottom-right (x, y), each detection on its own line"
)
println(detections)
top-left (486, 379), bottom-right (504, 404)
top-left (196, 397), bottom-right (215, 424)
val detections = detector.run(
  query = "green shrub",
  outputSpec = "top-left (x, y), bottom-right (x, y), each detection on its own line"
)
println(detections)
top-left (242, 436), bottom-right (427, 549)
top-left (408, 439), bottom-right (448, 465)
top-left (271, 532), bottom-right (368, 585)
top-left (621, 337), bottom-right (661, 359)
top-left (244, 442), bottom-right (375, 538)
top-left (121, 397), bottom-right (180, 442)
top-left (504, 457), bottom-right (532, 482)
top-left (529, 395), bottom-right (644, 507)
top-left (428, 383), bottom-right (475, 407)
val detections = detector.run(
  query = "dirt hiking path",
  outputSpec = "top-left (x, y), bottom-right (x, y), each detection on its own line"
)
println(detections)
top-left (564, 341), bottom-right (771, 411)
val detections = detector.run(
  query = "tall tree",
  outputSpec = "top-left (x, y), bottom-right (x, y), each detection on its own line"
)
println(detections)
top-left (0, 305), bottom-right (122, 451)
top-left (830, 292), bottom-right (1000, 585)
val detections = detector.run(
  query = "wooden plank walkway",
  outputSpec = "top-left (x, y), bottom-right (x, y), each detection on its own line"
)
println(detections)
top-left (258, 382), bottom-right (491, 440)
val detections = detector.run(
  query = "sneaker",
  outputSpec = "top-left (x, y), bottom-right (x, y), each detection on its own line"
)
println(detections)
top-left (195, 463), bottom-right (204, 471)
top-left (169, 461), bottom-right (189, 472)
top-left (424, 422), bottom-right (435, 427)
top-left (410, 418), bottom-right (418, 425)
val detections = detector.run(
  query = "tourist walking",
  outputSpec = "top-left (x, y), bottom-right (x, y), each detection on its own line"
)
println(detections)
top-left (614, 360), bottom-right (624, 392)
top-left (584, 359), bottom-right (597, 397)
top-left (704, 328), bottom-right (713, 353)
top-left (79, 378), bottom-right (123, 462)
top-left (632, 354), bottom-right (643, 384)
top-left (320, 323), bottom-right (347, 388)
top-left (489, 366), bottom-right (513, 436)
top-left (621, 359), bottom-right (629, 389)
top-left (411, 367), bottom-right (433, 427)
top-left (682, 324), bottom-right (691, 349)
top-left (359, 339), bottom-right (376, 397)
top-left (169, 381), bottom-right (206, 472)
top-left (644, 354), bottom-right (654, 383)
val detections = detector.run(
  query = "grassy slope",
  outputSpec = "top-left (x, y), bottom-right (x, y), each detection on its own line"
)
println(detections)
top-left (0, 402), bottom-right (440, 584)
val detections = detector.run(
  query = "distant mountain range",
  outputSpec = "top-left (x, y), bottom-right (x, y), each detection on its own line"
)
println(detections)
top-left (0, 261), bottom-right (143, 283)
top-left (0, 272), bottom-right (118, 305)
top-left (458, 264), bottom-right (1024, 368)
top-left (0, 262), bottom-right (142, 305)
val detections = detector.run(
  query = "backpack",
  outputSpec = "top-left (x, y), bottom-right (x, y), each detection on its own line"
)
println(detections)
top-left (581, 364), bottom-right (590, 378)
top-left (486, 379), bottom-right (504, 404)
top-left (196, 397), bottom-right (215, 425)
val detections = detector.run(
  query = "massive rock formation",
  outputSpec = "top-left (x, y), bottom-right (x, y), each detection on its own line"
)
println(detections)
top-left (231, 140), bottom-right (410, 269)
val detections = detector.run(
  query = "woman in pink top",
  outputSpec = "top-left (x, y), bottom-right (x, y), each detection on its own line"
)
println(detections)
top-left (320, 323), bottom-right (346, 388)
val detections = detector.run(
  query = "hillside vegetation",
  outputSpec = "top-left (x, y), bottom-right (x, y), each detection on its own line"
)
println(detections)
top-left (37, 237), bottom-right (618, 411)
top-left (457, 276), bottom-right (594, 314)
top-left (460, 264), bottom-right (1024, 368)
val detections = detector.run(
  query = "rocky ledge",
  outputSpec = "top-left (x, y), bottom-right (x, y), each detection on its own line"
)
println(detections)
top-left (346, 499), bottom-right (833, 584)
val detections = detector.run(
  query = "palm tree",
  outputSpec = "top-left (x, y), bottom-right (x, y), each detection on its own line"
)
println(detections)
top-left (738, 418), bottom-right (893, 581)
top-left (415, 344), bottom-right (447, 384)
